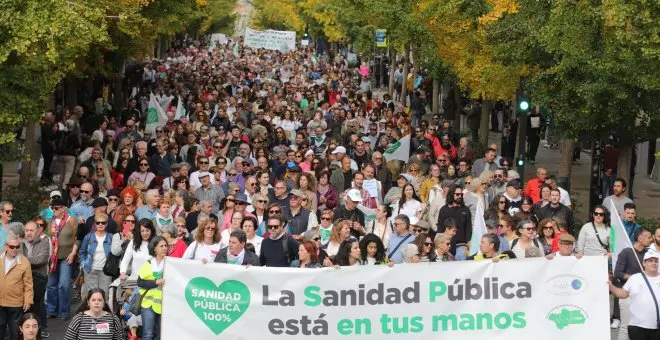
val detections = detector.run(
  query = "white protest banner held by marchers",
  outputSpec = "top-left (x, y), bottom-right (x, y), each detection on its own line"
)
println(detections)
top-left (383, 134), bottom-right (411, 162)
top-left (244, 28), bottom-right (296, 52)
top-left (162, 257), bottom-right (609, 339)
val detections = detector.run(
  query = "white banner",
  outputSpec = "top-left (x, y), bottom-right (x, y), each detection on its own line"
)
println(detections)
top-left (162, 257), bottom-right (609, 339)
top-left (244, 28), bottom-right (296, 52)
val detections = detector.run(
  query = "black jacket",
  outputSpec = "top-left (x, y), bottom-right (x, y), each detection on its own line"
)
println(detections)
top-left (214, 247), bottom-right (260, 266)
top-left (333, 204), bottom-right (365, 239)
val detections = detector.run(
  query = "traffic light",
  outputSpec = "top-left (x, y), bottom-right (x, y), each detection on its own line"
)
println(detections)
top-left (517, 90), bottom-right (530, 116)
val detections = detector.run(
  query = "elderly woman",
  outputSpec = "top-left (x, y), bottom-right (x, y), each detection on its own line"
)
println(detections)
top-left (434, 234), bottom-right (455, 262)
top-left (161, 223), bottom-right (187, 258)
top-left (79, 213), bottom-right (113, 297)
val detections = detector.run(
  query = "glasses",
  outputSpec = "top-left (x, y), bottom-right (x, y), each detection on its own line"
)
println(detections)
top-left (108, 198), bottom-right (118, 202)
top-left (269, 210), bottom-right (281, 214)
top-left (81, 190), bottom-right (91, 194)
top-left (248, 183), bottom-right (257, 187)
top-left (499, 201), bottom-right (506, 204)
top-left (257, 200), bottom-right (268, 204)
top-left (521, 227), bottom-right (535, 231)
top-left (199, 161), bottom-right (209, 165)
top-left (6, 245), bottom-right (20, 250)
top-left (95, 221), bottom-right (107, 225)
top-left (313, 237), bottom-right (321, 241)
top-left (267, 224), bottom-right (281, 230)
top-left (543, 226), bottom-right (554, 230)
top-left (204, 226), bottom-right (217, 231)
top-left (409, 169), bottom-right (419, 173)
top-left (4, 209), bottom-right (13, 214)
top-left (594, 212), bottom-right (605, 217)
top-left (560, 242), bottom-right (574, 246)
top-left (139, 163), bottom-right (149, 166)
top-left (228, 173), bottom-right (237, 177)
top-left (465, 182), bottom-right (471, 185)
top-left (295, 155), bottom-right (303, 158)
top-left (414, 228), bottom-right (424, 234)
top-left (454, 193), bottom-right (463, 196)
top-left (321, 217), bottom-right (331, 221)
top-left (424, 242), bottom-right (433, 247)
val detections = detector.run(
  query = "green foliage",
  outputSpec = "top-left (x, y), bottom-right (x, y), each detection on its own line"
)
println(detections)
top-left (1, 182), bottom-right (47, 223)
top-left (638, 217), bottom-right (660, 233)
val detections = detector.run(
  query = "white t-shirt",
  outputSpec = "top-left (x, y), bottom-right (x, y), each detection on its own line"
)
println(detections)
top-left (183, 241), bottom-right (222, 262)
top-left (92, 234), bottom-right (107, 271)
top-left (247, 235), bottom-right (263, 256)
top-left (623, 273), bottom-right (660, 329)
top-left (398, 199), bottom-right (422, 225)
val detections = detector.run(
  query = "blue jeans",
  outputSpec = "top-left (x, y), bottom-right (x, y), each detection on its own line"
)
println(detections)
top-left (455, 245), bottom-right (468, 261)
top-left (141, 307), bottom-right (161, 340)
top-left (46, 260), bottom-right (71, 318)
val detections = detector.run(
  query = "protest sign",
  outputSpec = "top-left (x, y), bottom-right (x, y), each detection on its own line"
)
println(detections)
top-left (244, 28), bottom-right (296, 52)
top-left (162, 257), bottom-right (608, 339)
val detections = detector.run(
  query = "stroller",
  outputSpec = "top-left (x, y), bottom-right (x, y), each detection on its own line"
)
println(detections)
top-left (108, 278), bottom-right (143, 340)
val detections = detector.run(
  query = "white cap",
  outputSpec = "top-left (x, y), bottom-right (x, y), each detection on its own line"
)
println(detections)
top-left (644, 251), bottom-right (660, 261)
top-left (346, 189), bottom-right (362, 202)
top-left (304, 149), bottom-right (314, 158)
top-left (50, 190), bottom-right (63, 198)
top-left (198, 171), bottom-right (210, 178)
top-left (332, 146), bottom-right (347, 154)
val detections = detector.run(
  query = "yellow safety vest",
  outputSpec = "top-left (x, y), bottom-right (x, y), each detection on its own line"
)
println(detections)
top-left (137, 260), bottom-right (163, 314)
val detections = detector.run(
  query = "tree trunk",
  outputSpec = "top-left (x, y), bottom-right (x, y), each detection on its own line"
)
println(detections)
top-left (19, 122), bottom-right (38, 186)
top-left (401, 43), bottom-right (410, 107)
top-left (479, 100), bottom-right (491, 146)
top-left (432, 78), bottom-right (440, 115)
top-left (388, 50), bottom-right (395, 97)
top-left (65, 76), bottom-right (78, 110)
top-left (617, 138), bottom-right (633, 188)
top-left (557, 138), bottom-right (576, 192)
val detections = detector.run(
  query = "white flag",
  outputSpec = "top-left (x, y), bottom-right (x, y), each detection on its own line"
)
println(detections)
top-left (469, 200), bottom-right (487, 256)
top-left (175, 96), bottom-right (186, 120)
top-left (609, 200), bottom-right (633, 272)
top-left (384, 135), bottom-right (411, 162)
top-left (145, 93), bottom-right (167, 134)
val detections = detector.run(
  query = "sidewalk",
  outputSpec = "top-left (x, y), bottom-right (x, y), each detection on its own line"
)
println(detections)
top-left (486, 131), bottom-right (660, 221)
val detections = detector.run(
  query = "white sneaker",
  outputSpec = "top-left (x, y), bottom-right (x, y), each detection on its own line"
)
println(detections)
top-left (610, 319), bottom-right (620, 329)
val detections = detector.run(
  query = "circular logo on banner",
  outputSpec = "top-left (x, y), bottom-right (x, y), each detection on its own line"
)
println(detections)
top-left (545, 275), bottom-right (587, 295)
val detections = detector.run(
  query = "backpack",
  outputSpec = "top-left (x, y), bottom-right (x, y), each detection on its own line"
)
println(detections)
top-left (57, 133), bottom-right (69, 154)
top-left (511, 238), bottom-right (540, 250)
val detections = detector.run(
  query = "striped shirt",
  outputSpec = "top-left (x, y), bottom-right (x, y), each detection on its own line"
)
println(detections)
top-left (64, 312), bottom-right (124, 340)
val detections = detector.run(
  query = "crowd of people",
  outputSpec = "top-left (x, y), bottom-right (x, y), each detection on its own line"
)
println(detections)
top-left (0, 35), bottom-right (652, 340)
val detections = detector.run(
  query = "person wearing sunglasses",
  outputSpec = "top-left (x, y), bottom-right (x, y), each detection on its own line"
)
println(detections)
top-left (0, 201), bottom-right (15, 251)
top-left (78, 213), bottom-right (113, 299)
top-left (76, 198), bottom-right (118, 244)
top-left (46, 198), bottom-right (79, 320)
top-left (127, 157), bottom-right (155, 188)
top-left (0, 234), bottom-right (33, 339)
top-left (70, 182), bottom-right (95, 225)
top-left (510, 220), bottom-right (543, 259)
top-left (258, 213), bottom-right (300, 267)
top-left (577, 205), bottom-right (612, 257)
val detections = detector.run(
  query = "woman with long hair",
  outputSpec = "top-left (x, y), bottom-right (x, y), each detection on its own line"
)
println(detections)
top-left (414, 233), bottom-right (437, 262)
top-left (218, 194), bottom-right (236, 231)
top-left (136, 237), bottom-right (169, 340)
top-left (111, 156), bottom-right (129, 191)
top-left (17, 313), bottom-right (40, 340)
top-left (297, 172), bottom-right (318, 212)
top-left (419, 164), bottom-right (442, 204)
top-left (359, 234), bottom-right (389, 265)
top-left (112, 186), bottom-right (138, 226)
top-left (171, 189), bottom-right (189, 219)
top-left (484, 194), bottom-right (509, 222)
top-left (384, 175), bottom-right (408, 205)
top-left (335, 238), bottom-right (365, 266)
top-left (64, 288), bottom-right (123, 340)
top-left (94, 163), bottom-right (113, 195)
top-left (536, 218), bottom-right (557, 255)
top-left (533, 184), bottom-right (552, 214)
top-left (182, 216), bottom-right (222, 263)
top-left (326, 220), bottom-right (351, 257)
top-left (368, 205), bottom-right (392, 246)
top-left (396, 183), bottom-right (423, 226)
top-left (119, 218), bottom-right (156, 284)
top-left (161, 223), bottom-right (187, 258)
top-left (577, 205), bottom-right (611, 257)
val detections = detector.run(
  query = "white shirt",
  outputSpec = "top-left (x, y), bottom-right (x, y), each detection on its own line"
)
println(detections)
top-left (247, 235), bottom-right (263, 256)
top-left (624, 273), bottom-right (660, 329)
top-left (398, 199), bottom-right (422, 225)
top-left (120, 240), bottom-right (150, 280)
top-left (4, 256), bottom-right (16, 275)
top-left (183, 241), bottom-right (222, 262)
top-left (92, 234), bottom-right (107, 271)
top-left (558, 187), bottom-right (572, 207)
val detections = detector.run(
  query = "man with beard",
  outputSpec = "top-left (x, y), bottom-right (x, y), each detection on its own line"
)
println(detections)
top-left (371, 151), bottom-right (392, 195)
top-left (352, 139), bottom-right (370, 170)
top-left (491, 168), bottom-right (508, 195)
top-left (412, 127), bottom-right (432, 154)
top-left (471, 148), bottom-right (498, 177)
top-left (536, 189), bottom-right (574, 234)
top-left (437, 134), bottom-right (457, 161)
top-left (437, 186), bottom-right (472, 261)
top-left (602, 178), bottom-right (633, 218)
top-left (179, 132), bottom-right (206, 170)
top-left (651, 228), bottom-right (660, 253)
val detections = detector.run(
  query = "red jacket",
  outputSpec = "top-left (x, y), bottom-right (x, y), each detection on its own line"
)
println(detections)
top-left (524, 178), bottom-right (544, 203)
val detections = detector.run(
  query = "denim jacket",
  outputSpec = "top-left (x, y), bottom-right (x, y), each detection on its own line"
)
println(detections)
top-left (80, 232), bottom-right (113, 273)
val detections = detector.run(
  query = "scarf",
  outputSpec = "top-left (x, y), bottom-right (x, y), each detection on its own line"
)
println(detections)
top-left (49, 213), bottom-right (70, 273)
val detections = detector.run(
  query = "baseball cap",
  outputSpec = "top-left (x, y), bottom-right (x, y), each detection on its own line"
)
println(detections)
top-left (558, 234), bottom-right (576, 243)
top-left (50, 190), bottom-right (63, 199)
top-left (644, 251), bottom-right (660, 261)
top-left (289, 189), bottom-right (306, 199)
top-left (346, 189), bottom-right (363, 202)
top-left (170, 163), bottom-right (182, 170)
top-left (234, 193), bottom-right (250, 204)
top-left (485, 219), bottom-right (498, 229)
top-left (331, 146), bottom-right (347, 154)
top-left (198, 171), bottom-right (210, 178)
